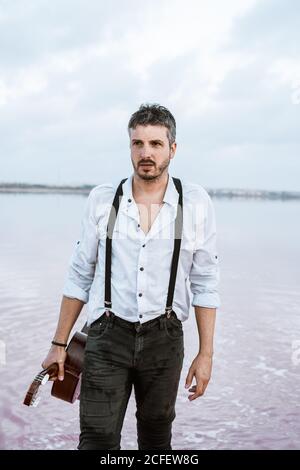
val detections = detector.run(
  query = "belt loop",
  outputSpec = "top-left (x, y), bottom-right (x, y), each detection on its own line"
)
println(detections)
top-left (159, 317), bottom-right (164, 330)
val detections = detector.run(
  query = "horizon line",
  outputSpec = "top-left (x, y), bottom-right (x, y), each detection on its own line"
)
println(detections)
top-left (0, 182), bottom-right (300, 200)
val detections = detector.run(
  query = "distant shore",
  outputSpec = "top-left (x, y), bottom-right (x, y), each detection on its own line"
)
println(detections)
top-left (0, 183), bottom-right (300, 200)
top-left (0, 184), bottom-right (91, 195)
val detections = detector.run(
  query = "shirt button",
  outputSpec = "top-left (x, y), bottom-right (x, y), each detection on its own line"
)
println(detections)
top-left (137, 224), bottom-right (140, 228)
top-left (140, 267), bottom-right (144, 271)
top-left (128, 198), bottom-right (132, 203)
top-left (138, 293), bottom-right (143, 297)
top-left (142, 244), bottom-right (145, 248)
top-left (139, 314), bottom-right (143, 318)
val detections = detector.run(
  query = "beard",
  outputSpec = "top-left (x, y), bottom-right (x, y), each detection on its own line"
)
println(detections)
top-left (132, 156), bottom-right (171, 181)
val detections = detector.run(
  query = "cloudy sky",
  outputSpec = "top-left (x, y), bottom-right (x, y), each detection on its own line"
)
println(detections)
top-left (0, 0), bottom-right (299, 190)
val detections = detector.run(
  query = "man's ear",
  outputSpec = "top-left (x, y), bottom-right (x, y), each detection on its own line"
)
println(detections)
top-left (170, 142), bottom-right (177, 156)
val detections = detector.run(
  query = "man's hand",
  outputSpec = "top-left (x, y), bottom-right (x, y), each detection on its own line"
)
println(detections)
top-left (40, 296), bottom-right (84, 381)
top-left (185, 353), bottom-right (213, 401)
top-left (41, 345), bottom-right (67, 381)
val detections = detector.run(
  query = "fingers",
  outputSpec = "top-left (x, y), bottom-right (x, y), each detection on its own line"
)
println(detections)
top-left (190, 388), bottom-right (203, 400)
top-left (186, 380), bottom-right (209, 401)
top-left (41, 349), bottom-right (65, 381)
top-left (185, 369), bottom-right (194, 390)
top-left (41, 361), bottom-right (49, 370)
top-left (185, 357), bottom-right (212, 400)
top-left (49, 376), bottom-right (58, 382)
top-left (58, 360), bottom-right (65, 381)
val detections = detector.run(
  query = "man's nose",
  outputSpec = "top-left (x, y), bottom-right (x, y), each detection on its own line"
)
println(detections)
top-left (139, 144), bottom-right (152, 157)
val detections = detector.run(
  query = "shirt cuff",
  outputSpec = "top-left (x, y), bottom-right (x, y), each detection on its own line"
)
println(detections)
top-left (192, 293), bottom-right (221, 309)
top-left (62, 279), bottom-right (89, 303)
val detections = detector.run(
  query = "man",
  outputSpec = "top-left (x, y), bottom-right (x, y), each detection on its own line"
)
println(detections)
top-left (42, 103), bottom-right (220, 450)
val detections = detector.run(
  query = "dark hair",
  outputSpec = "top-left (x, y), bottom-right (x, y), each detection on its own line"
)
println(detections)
top-left (128, 103), bottom-right (176, 146)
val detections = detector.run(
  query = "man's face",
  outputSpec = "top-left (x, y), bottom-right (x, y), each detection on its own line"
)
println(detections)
top-left (129, 125), bottom-right (176, 181)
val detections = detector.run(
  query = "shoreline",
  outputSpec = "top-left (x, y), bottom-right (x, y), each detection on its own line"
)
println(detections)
top-left (0, 184), bottom-right (300, 200)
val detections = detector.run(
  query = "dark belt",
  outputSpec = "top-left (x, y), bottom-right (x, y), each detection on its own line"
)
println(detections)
top-left (101, 309), bottom-right (180, 331)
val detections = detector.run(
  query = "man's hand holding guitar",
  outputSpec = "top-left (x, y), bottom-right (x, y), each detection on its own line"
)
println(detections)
top-left (42, 343), bottom-right (67, 382)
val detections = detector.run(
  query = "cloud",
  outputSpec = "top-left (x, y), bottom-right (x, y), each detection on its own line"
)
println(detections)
top-left (0, 0), bottom-right (299, 190)
top-left (231, 0), bottom-right (300, 57)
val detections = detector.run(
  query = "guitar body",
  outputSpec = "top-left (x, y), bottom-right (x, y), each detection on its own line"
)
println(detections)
top-left (51, 330), bottom-right (87, 403)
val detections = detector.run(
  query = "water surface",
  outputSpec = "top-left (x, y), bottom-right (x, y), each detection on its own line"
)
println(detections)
top-left (0, 194), bottom-right (299, 449)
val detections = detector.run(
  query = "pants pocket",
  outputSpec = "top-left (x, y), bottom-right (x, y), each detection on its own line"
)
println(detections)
top-left (163, 317), bottom-right (183, 340)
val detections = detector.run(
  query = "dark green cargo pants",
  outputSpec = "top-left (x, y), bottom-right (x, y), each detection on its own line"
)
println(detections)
top-left (78, 310), bottom-right (184, 450)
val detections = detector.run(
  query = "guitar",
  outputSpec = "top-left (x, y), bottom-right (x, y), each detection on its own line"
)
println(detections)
top-left (23, 329), bottom-right (87, 406)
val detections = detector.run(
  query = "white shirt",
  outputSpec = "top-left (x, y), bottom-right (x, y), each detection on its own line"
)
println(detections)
top-left (63, 173), bottom-right (221, 326)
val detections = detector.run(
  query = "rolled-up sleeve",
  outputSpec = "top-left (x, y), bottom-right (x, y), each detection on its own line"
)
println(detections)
top-left (189, 193), bottom-right (221, 309)
top-left (62, 188), bottom-right (98, 303)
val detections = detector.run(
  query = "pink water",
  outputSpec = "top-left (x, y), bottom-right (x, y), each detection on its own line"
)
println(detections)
top-left (0, 194), bottom-right (300, 449)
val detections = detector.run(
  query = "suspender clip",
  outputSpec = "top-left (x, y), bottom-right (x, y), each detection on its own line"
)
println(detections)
top-left (104, 301), bottom-right (112, 316)
top-left (165, 306), bottom-right (173, 318)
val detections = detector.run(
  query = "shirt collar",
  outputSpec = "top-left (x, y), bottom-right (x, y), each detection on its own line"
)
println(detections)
top-left (122, 173), bottom-right (179, 207)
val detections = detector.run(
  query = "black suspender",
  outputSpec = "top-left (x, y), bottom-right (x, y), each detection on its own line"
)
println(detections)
top-left (165, 177), bottom-right (183, 315)
top-left (104, 178), bottom-right (127, 312)
top-left (104, 176), bottom-right (183, 318)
